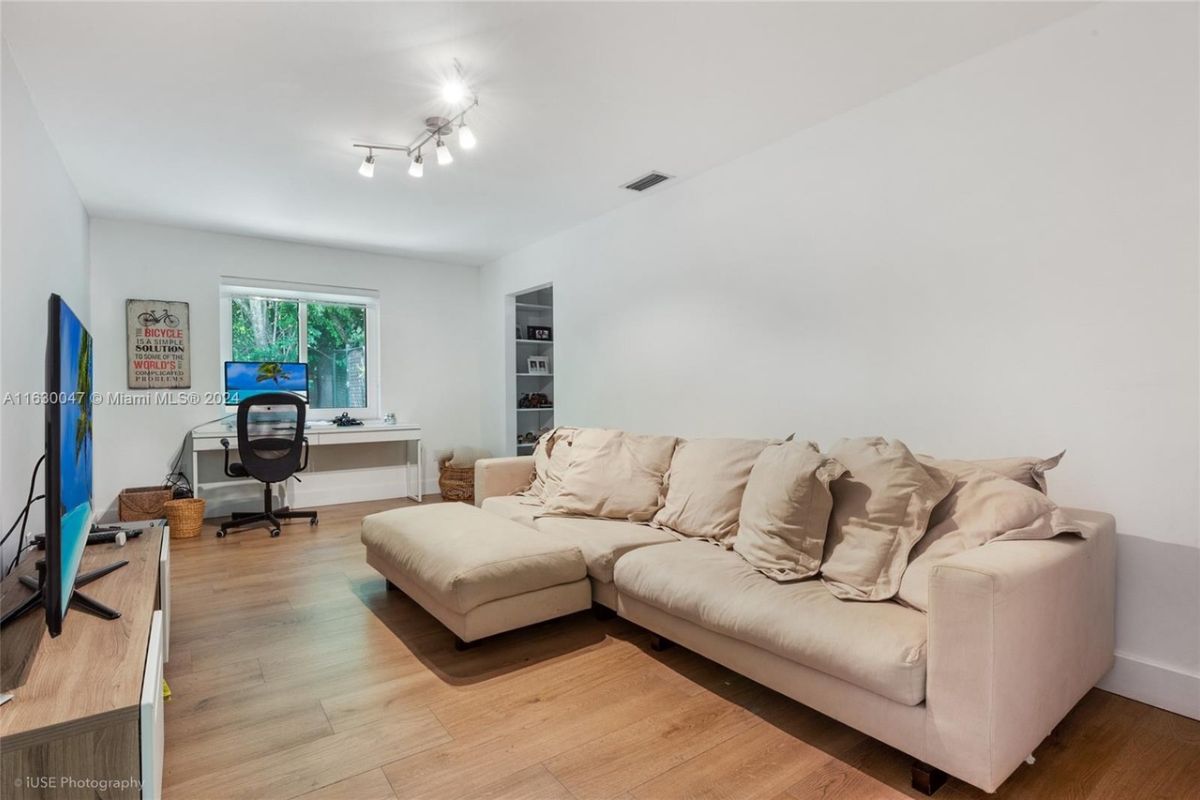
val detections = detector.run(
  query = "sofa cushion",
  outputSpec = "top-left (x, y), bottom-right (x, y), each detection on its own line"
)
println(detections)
top-left (535, 516), bottom-right (679, 583)
top-left (733, 440), bottom-right (846, 581)
top-left (822, 438), bottom-right (954, 601)
top-left (653, 438), bottom-right (771, 544)
top-left (614, 540), bottom-right (929, 705)
top-left (480, 494), bottom-right (543, 529)
top-left (898, 460), bottom-right (1080, 611)
top-left (361, 503), bottom-right (586, 614)
top-left (542, 428), bottom-right (679, 522)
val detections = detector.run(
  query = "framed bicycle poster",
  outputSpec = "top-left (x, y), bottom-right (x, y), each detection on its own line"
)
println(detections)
top-left (126, 299), bottom-right (191, 389)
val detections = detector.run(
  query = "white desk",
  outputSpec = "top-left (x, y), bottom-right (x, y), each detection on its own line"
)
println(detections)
top-left (187, 419), bottom-right (423, 509)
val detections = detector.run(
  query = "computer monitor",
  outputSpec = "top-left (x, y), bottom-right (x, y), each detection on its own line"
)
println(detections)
top-left (45, 294), bottom-right (95, 636)
top-left (224, 361), bottom-right (309, 405)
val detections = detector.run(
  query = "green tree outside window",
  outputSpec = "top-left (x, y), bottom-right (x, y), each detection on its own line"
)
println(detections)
top-left (230, 296), bottom-right (367, 409)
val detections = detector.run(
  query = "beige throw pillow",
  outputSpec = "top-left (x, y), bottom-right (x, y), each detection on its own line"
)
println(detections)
top-left (542, 429), bottom-right (679, 521)
top-left (821, 437), bottom-right (953, 601)
top-left (925, 451), bottom-right (1064, 493)
top-left (653, 438), bottom-right (772, 544)
top-left (898, 459), bottom-right (1080, 611)
top-left (521, 427), bottom-right (578, 501)
top-left (733, 440), bottom-right (847, 581)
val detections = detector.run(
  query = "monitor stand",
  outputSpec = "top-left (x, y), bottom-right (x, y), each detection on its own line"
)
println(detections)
top-left (0, 558), bottom-right (128, 629)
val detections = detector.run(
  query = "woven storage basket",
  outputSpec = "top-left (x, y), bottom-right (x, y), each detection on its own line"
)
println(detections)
top-left (163, 498), bottom-right (206, 539)
top-left (119, 485), bottom-right (173, 522)
top-left (438, 457), bottom-right (475, 503)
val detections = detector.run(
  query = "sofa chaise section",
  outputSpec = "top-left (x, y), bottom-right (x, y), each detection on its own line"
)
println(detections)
top-left (362, 503), bottom-right (592, 645)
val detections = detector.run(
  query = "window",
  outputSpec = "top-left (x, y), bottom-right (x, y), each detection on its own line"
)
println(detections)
top-left (220, 279), bottom-right (380, 419)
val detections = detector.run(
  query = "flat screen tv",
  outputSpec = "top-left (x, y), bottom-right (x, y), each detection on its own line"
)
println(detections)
top-left (224, 361), bottom-right (309, 404)
top-left (45, 294), bottom-right (94, 636)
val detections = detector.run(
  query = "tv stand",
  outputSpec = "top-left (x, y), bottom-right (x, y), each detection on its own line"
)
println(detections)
top-left (1, 526), bottom-right (169, 799)
top-left (0, 558), bottom-right (128, 630)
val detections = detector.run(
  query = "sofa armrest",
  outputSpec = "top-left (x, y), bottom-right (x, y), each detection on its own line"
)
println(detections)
top-left (474, 456), bottom-right (535, 507)
top-left (923, 509), bottom-right (1116, 792)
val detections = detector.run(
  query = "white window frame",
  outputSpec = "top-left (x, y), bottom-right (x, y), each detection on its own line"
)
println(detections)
top-left (219, 277), bottom-right (381, 420)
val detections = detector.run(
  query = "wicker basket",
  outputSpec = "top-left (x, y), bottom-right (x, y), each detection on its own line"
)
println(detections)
top-left (438, 456), bottom-right (475, 503)
top-left (119, 485), bottom-right (173, 522)
top-left (163, 498), bottom-right (206, 539)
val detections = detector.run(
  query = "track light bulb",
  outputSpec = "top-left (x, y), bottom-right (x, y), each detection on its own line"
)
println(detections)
top-left (358, 153), bottom-right (375, 178)
top-left (442, 80), bottom-right (467, 105)
top-left (436, 138), bottom-right (453, 166)
top-left (458, 120), bottom-right (476, 150)
top-left (408, 153), bottom-right (424, 178)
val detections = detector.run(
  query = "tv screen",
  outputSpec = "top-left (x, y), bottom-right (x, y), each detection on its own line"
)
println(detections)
top-left (224, 361), bottom-right (309, 404)
top-left (46, 294), bottom-right (94, 636)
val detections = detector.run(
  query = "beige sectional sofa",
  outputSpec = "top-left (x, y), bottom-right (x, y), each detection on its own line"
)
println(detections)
top-left (474, 444), bottom-right (1116, 795)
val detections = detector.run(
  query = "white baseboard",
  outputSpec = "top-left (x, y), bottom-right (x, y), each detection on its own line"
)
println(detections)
top-left (1098, 651), bottom-right (1200, 720)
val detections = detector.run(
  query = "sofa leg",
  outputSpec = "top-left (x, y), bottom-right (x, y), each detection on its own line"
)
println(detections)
top-left (650, 634), bottom-right (674, 652)
top-left (911, 761), bottom-right (947, 796)
top-left (592, 602), bottom-right (616, 621)
top-left (453, 635), bottom-right (477, 652)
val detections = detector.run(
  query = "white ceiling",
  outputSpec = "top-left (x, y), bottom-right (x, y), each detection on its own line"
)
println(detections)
top-left (2, 2), bottom-right (1082, 266)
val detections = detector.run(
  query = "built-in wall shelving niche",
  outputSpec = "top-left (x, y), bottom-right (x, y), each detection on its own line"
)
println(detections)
top-left (512, 284), bottom-right (553, 454)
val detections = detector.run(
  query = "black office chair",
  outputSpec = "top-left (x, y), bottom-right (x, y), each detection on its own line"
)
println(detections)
top-left (218, 392), bottom-right (318, 538)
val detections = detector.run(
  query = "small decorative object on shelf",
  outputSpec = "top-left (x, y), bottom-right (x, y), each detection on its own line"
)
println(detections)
top-left (526, 356), bottom-right (550, 374)
top-left (518, 392), bottom-right (552, 409)
top-left (520, 431), bottom-right (538, 444)
top-left (527, 325), bottom-right (553, 341)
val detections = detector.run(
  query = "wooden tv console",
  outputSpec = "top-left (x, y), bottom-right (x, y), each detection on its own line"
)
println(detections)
top-left (0, 525), bottom-right (169, 800)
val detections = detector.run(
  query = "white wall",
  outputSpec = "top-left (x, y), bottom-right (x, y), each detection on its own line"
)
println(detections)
top-left (88, 219), bottom-right (482, 517)
top-left (1, 41), bottom-right (91, 570)
top-left (480, 4), bottom-right (1200, 716)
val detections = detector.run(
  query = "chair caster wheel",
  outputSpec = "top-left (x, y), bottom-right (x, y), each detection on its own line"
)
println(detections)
top-left (270, 528), bottom-right (281, 537)
top-left (309, 518), bottom-right (318, 526)
top-left (216, 530), bottom-right (227, 538)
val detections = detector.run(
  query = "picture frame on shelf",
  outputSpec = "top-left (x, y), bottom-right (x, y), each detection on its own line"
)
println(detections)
top-left (527, 325), bottom-right (553, 341)
top-left (526, 356), bottom-right (550, 374)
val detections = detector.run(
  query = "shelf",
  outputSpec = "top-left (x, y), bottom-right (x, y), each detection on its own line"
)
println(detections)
top-left (516, 302), bottom-right (553, 311)
top-left (516, 372), bottom-right (554, 377)
top-left (516, 339), bottom-right (554, 345)
top-left (517, 407), bottom-right (554, 412)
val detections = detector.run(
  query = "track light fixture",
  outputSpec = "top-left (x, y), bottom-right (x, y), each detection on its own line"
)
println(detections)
top-left (458, 118), bottom-right (476, 150)
top-left (435, 137), bottom-right (453, 166)
top-left (358, 150), bottom-right (375, 178)
top-left (351, 61), bottom-right (478, 179)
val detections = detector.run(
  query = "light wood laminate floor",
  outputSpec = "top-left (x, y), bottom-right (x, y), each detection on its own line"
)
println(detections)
top-left (163, 497), bottom-right (1200, 800)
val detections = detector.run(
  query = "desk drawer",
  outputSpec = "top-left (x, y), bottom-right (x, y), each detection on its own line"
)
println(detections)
top-left (309, 429), bottom-right (417, 445)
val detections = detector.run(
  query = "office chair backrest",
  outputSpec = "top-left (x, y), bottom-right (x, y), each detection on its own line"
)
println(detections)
top-left (236, 392), bottom-right (307, 484)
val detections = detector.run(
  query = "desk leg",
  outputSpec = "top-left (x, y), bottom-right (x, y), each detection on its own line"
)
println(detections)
top-left (407, 439), bottom-right (423, 503)
top-left (190, 438), bottom-right (200, 503)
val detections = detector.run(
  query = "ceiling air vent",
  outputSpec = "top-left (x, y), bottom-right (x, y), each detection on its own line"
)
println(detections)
top-left (622, 171), bottom-right (673, 192)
